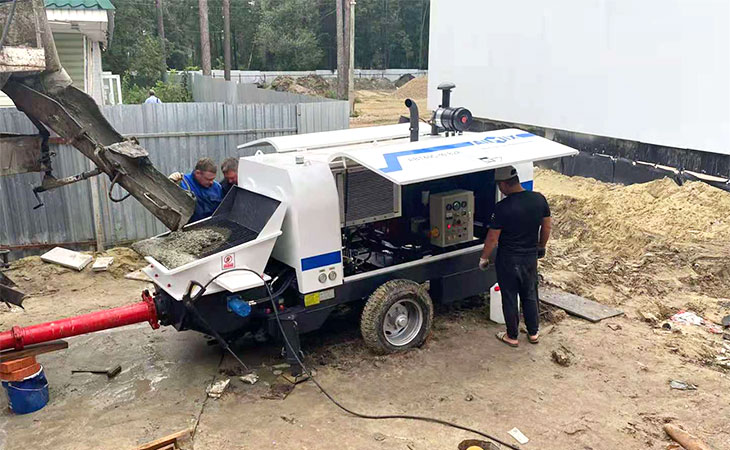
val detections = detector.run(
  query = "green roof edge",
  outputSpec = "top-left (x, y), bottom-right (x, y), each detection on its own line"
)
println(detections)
top-left (44, 0), bottom-right (115, 11)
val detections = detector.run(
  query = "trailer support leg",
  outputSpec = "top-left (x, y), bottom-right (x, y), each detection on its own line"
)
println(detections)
top-left (280, 319), bottom-right (303, 376)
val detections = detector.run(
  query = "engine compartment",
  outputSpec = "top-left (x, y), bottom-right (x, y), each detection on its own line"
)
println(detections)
top-left (340, 168), bottom-right (497, 277)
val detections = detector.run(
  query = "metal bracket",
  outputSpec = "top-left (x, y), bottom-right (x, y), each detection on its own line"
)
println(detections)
top-left (108, 171), bottom-right (131, 203)
top-left (31, 168), bottom-right (102, 209)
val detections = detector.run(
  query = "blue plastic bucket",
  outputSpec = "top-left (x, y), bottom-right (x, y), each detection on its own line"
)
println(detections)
top-left (2, 365), bottom-right (49, 414)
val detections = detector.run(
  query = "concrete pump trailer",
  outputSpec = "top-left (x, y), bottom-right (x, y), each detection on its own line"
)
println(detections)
top-left (0, 85), bottom-right (578, 375)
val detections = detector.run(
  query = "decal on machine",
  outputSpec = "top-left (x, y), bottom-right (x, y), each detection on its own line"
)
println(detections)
top-left (378, 132), bottom-right (535, 173)
top-left (222, 253), bottom-right (235, 270)
top-left (304, 289), bottom-right (335, 307)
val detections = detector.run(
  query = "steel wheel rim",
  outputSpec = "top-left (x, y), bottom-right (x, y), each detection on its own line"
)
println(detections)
top-left (382, 298), bottom-right (423, 346)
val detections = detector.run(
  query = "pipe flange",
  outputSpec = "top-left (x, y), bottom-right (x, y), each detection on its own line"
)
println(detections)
top-left (141, 290), bottom-right (160, 330)
top-left (10, 325), bottom-right (24, 349)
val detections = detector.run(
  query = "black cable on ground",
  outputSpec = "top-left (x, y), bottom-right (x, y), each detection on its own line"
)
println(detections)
top-left (199, 268), bottom-right (520, 450)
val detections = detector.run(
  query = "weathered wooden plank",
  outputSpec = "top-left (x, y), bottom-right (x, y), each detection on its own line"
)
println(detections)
top-left (540, 287), bottom-right (623, 322)
top-left (0, 341), bottom-right (69, 361)
top-left (0, 46), bottom-right (45, 73)
top-left (40, 247), bottom-right (93, 271)
top-left (136, 428), bottom-right (193, 450)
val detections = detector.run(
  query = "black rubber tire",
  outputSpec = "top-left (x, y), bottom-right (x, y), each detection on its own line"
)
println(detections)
top-left (360, 279), bottom-right (434, 354)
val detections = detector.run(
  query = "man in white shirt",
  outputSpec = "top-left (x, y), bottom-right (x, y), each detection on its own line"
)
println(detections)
top-left (144, 89), bottom-right (162, 104)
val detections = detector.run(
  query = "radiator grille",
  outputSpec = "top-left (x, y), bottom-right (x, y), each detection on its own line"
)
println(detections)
top-left (336, 167), bottom-right (400, 226)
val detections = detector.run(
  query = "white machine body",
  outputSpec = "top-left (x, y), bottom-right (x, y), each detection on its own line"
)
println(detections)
top-left (238, 157), bottom-right (344, 294)
top-left (140, 123), bottom-right (577, 299)
top-left (142, 199), bottom-right (287, 301)
top-left (236, 123), bottom-right (575, 289)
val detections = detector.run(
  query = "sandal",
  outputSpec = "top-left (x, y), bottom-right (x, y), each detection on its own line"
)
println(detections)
top-left (496, 331), bottom-right (519, 348)
top-left (528, 334), bottom-right (540, 344)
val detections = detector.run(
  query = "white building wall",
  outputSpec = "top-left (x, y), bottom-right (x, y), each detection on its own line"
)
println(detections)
top-left (86, 39), bottom-right (104, 104)
top-left (428, 0), bottom-right (730, 155)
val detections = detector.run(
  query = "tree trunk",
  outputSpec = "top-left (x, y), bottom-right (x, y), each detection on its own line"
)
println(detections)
top-left (343, 0), bottom-right (350, 101)
top-left (419, 0), bottom-right (428, 69)
top-left (155, 0), bottom-right (167, 79)
top-left (222, 0), bottom-right (231, 80)
top-left (155, 0), bottom-right (166, 57)
top-left (348, 0), bottom-right (355, 114)
top-left (383, 0), bottom-right (388, 69)
top-left (335, 0), bottom-right (345, 99)
top-left (198, 0), bottom-right (211, 76)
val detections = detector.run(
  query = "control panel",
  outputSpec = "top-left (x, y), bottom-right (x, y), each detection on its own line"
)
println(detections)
top-left (429, 189), bottom-right (474, 247)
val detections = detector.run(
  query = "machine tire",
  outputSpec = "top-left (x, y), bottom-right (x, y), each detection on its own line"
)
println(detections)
top-left (361, 279), bottom-right (434, 354)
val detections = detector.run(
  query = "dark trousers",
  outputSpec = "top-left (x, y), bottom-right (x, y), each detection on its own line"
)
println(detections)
top-left (495, 254), bottom-right (539, 339)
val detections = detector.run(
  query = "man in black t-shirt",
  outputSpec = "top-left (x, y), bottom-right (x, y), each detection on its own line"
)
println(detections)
top-left (479, 165), bottom-right (552, 348)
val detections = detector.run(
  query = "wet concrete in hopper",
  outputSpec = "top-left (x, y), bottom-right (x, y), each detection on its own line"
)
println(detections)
top-left (132, 227), bottom-right (232, 269)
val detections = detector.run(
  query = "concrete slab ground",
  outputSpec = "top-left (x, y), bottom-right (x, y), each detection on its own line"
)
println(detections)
top-left (1, 308), bottom-right (728, 450)
top-left (0, 325), bottom-right (220, 449)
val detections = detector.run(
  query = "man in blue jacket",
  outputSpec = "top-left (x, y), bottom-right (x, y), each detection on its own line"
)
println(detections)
top-left (170, 158), bottom-right (223, 223)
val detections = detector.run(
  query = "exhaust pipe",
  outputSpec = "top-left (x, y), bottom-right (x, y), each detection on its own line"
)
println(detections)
top-left (405, 98), bottom-right (419, 142)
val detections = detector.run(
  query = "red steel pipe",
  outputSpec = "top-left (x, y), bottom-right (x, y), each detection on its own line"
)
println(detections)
top-left (0, 292), bottom-right (159, 351)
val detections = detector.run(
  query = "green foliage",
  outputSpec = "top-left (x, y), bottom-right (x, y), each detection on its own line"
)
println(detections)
top-left (122, 78), bottom-right (193, 104)
top-left (254, 0), bottom-right (324, 70)
top-left (104, 0), bottom-right (430, 78)
top-left (356, 0), bottom-right (429, 69)
top-left (127, 36), bottom-right (166, 87)
top-left (104, 0), bottom-right (157, 77)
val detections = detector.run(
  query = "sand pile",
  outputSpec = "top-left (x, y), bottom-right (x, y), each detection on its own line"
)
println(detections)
top-left (8, 247), bottom-right (146, 280)
top-left (8, 255), bottom-right (70, 279)
top-left (132, 228), bottom-right (231, 269)
top-left (270, 75), bottom-right (333, 97)
top-left (536, 169), bottom-right (730, 306)
top-left (100, 247), bottom-right (146, 278)
top-left (393, 76), bottom-right (427, 99)
top-left (354, 77), bottom-right (396, 90)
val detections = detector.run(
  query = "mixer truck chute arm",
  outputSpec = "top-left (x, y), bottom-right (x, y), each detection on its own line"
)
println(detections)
top-left (0, 0), bottom-right (194, 230)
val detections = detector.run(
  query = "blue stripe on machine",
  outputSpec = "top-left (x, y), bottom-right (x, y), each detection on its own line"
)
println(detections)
top-left (521, 180), bottom-right (534, 191)
top-left (379, 142), bottom-right (473, 173)
top-left (378, 132), bottom-right (536, 173)
top-left (301, 251), bottom-right (342, 271)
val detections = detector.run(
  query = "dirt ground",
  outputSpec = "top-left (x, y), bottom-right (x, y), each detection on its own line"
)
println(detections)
top-left (1, 90), bottom-right (729, 448)
top-left (351, 77), bottom-right (427, 128)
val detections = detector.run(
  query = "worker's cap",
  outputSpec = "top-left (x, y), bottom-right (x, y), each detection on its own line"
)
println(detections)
top-left (494, 165), bottom-right (518, 182)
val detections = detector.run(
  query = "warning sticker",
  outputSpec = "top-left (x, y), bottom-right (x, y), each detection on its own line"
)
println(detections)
top-left (304, 293), bottom-right (320, 307)
top-left (304, 289), bottom-right (335, 307)
top-left (222, 253), bottom-right (235, 270)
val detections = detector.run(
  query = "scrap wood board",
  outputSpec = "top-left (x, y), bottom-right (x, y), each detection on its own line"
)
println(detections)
top-left (92, 257), bottom-right (114, 271)
top-left (540, 287), bottom-right (623, 322)
top-left (137, 428), bottom-right (193, 450)
top-left (125, 269), bottom-right (152, 282)
top-left (41, 247), bottom-right (93, 271)
top-left (0, 341), bottom-right (68, 362)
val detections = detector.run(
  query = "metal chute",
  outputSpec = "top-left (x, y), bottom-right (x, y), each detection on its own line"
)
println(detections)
top-left (0, 0), bottom-right (194, 230)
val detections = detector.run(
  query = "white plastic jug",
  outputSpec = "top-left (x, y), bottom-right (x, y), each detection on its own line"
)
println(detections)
top-left (489, 283), bottom-right (519, 324)
top-left (489, 283), bottom-right (505, 324)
